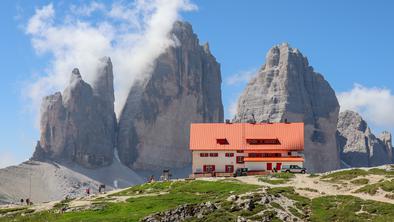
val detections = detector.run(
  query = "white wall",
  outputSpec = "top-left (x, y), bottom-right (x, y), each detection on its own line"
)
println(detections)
top-left (192, 151), bottom-right (246, 173)
top-left (192, 151), bottom-right (303, 173)
top-left (245, 161), bottom-right (303, 171)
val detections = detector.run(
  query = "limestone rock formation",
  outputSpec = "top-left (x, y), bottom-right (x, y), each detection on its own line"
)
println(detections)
top-left (117, 21), bottom-right (224, 171)
top-left (32, 58), bottom-right (116, 168)
top-left (378, 131), bottom-right (393, 162)
top-left (337, 110), bottom-right (392, 167)
top-left (233, 43), bottom-right (340, 172)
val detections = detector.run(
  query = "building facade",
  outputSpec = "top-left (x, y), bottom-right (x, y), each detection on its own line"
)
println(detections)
top-left (190, 122), bottom-right (304, 175)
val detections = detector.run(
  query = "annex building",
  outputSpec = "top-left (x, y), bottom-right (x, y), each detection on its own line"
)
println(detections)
top-left (190, 122), bottom-right (304, 176)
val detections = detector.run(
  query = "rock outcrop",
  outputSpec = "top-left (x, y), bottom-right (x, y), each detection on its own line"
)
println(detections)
top-left (233, 43), bottom-right (340, 172)
top-left (32, 58), bottom-right (116, 168)
top-left (337, 110), bottom-right (392, 167)
top-left (117, 21), bottom-right (224, 171)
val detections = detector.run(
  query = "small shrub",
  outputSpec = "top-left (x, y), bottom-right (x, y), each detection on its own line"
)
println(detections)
top-left (350, 178), bottom-right (369, 185)
top-left (298, 187), bottom-right (319, 193)
top-left (385, 193), bottom-right (394, 199)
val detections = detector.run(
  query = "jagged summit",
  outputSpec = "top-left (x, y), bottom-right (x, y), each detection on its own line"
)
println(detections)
top-left (337, 110), bottom-right (393, 167)
top-left (117, 21), bottom-right (224, 171)
top-left (233, 43), bottom-right (340, 172)
top-left (32, 58), bottom-right (116, 169)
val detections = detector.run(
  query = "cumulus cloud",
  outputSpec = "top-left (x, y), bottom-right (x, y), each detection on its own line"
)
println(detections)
top-left (24, 0), bottom-right (197, 118)
top-left (337, 84), bottom-right (394, 129)
top-left (69, 1), bottom-right (106, 16)
top-left (226, 68), bottom-right (257, 85)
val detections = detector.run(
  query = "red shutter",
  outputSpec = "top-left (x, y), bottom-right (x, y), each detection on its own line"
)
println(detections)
top-left (212, 165), bottom-right (215, 172)
top-left (203, 165), bottom-right (207, 173)
top-left (267, 163), bottom-right (272, 170)
top-left (276, 163), bottom-right (282, 170)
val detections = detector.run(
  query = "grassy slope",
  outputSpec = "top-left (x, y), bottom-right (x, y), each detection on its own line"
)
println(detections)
top-left (0, 180), bottom-right (259, 222)
top-left (2, 168), bottom-right (394, 222)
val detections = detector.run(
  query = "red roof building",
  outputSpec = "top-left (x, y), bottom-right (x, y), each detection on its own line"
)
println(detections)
top-left (190, 122), bottom-right (305, 175)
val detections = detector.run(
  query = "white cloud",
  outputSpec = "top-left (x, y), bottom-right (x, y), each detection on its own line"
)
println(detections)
top-left (337, 84), bottom-right (394, 129)
top-left (0, 151), bottom-right (19, 169)
top-left (26, 3), bottom-right (54, 34)
top-left (24, 0), bottom-right (197, 119)
top-left (226, 68), bottom-right (257, 85)
top-left (70, 1), bottom-right (106, 16)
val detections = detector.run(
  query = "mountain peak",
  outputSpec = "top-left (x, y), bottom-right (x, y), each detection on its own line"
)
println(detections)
top-left (70, 68), bottom-right (82, 85)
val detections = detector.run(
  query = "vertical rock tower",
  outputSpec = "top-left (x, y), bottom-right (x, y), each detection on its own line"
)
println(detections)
top-left (117, 21), bottom-right (224, 170)
top-left (32, 58), bottom-right (116, 168)
top-left (233, 43), bottom-right (340, 172)
top-left (337, 110), bottom-right (392, 167)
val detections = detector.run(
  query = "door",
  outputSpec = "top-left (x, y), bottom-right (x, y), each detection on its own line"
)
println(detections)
top-left (276, 163), bottom-right (282, 170)
top-left (203, 165), bottom-right (215, 173)
top-left (225, 165), bottom-right (234, 173)
top-left (266, 163), bottom-right (272, 170)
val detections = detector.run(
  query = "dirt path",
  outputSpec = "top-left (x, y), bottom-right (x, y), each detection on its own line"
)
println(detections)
top-left (200, 174), bottom-right (394, 204)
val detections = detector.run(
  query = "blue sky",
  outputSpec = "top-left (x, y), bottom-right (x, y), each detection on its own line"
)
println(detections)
top-left (1, 0), bottom-right (394, 168)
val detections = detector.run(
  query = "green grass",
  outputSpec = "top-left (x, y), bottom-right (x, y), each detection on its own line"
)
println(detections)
top-left (355, 179), bottom-right (394, 195)
top-left (271, 172), bottom-right (295, 179)
top-left (322, 168), bottom-right (394, 184)
top-left (0, 207), bottom-right (27, 215)
top-left (0, 180), bottom-right (259, 222)
top-left (258, 178), bottom-right (288, 185)
top-left (350, 178), bottom-right (369, 185)
top-left (298, 187), bottom-right (319, 193)
top-left (270, 202), bottom-right (284, 211)
top-left (311, 195), bottom-right (394, 222)
top-left (110, 181), bottom-right (176, 196)
top-left (368, 168), bottom-right (394, 177)
top-left (258, 172), bottom-right (295, 185)
top-left (321, 169), bottom-right (369, 182)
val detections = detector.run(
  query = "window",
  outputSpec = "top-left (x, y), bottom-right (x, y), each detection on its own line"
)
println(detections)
top-left (216, 138), bottom-right (229, 145)
top-left (288, 152), bottom-right (292, 156)
top-left (225, 153), bottom-right (234, 157)
top-left (203, 165), bottom-right (215, 173)
top-left (248, 153), bottom-right (281, 157)
top-left (199, 153), bottom-right (209, 157)
top-left (246, 139), bottom-right (280, 145)
top-left (237, 150), bottom-right (244, 153)
top-left (236, 156), bottom-right (244, 164)
top-left (225, 165), bottom-right (234, 173)
top-left (210, 153), bottom-right (218, 157)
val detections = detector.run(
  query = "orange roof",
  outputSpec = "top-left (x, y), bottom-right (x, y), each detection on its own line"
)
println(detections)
top-left (190, 122), bottom-right (304, 151)
top-left (244, 157), bottom-right (304, 162)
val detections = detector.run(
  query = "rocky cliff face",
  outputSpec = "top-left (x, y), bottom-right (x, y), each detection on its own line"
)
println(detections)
top-left (337, 110), bottom-right (392, 167)
top-left (32, 58), bottom-right (116, 168)
top-left (117, 21), bottom-right (224, 170)
top-left (233, 43), bottom-right (340, 172)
